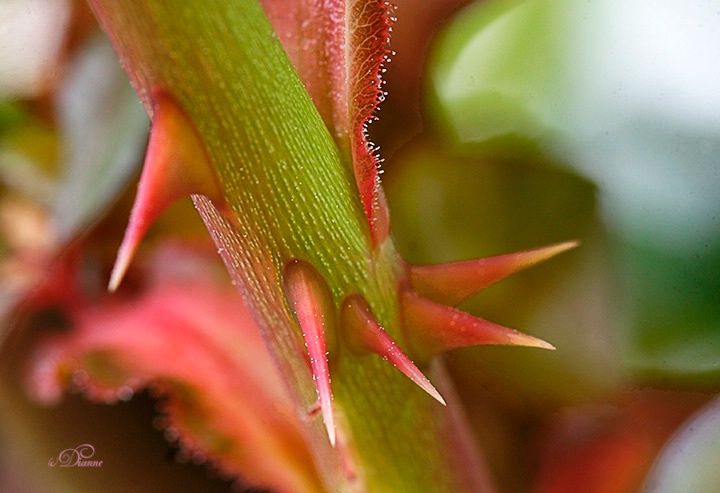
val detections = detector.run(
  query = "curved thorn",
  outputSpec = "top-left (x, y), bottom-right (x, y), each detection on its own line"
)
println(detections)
top-left (342, 294), bottom-right (446, 406)
top-left (401, 291), bottom-right (555, 362)
top-left (408, 241), bottom-right (579, 306)
top-left (108, 88), bottom-right (225, 291)
top-left (283, 260), bottom-right (337, 446)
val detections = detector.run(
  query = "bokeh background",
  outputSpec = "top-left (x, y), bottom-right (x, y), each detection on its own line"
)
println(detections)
top-left (2, 0), bottom-right (719, 491)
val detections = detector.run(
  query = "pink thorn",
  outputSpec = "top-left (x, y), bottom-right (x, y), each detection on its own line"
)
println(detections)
top-left (283, 260), bottom-right (337, 446)
top-left (401, 291), bottom-right (555, 362)
top-left (342, 294), bottom-right (446, 406)
top-left (408, 241), bottom-right (579, 306)
top-left (108, 88), bottom-right (225, 292)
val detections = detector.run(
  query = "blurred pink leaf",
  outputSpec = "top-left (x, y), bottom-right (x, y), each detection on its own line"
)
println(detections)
top-left (26, 244), bottom-right (322, 493)
top-left (534, 391), bottom-right (704, 493)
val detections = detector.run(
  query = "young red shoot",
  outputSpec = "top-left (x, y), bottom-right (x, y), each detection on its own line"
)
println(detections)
top-left (260, 0), bottom-right (394, 245)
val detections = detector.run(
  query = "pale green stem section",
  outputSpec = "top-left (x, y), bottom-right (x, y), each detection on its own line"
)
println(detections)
top-left (88, 1), bottom-right (490, 491)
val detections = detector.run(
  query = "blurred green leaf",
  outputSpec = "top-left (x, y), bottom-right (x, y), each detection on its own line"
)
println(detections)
top-left (0, 101), bottom-right (26, 134)
top-left (622, 242), bottom-right (720, 387)
top-left (428, 0), bottom-right (569, 143)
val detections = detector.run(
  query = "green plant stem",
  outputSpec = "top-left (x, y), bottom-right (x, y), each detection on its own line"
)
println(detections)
top-left (88, 1), bottom-right (492, 491)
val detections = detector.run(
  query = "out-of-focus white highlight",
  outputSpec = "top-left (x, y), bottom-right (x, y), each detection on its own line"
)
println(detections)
top-left (0, 0), bottom-right (71, 98)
